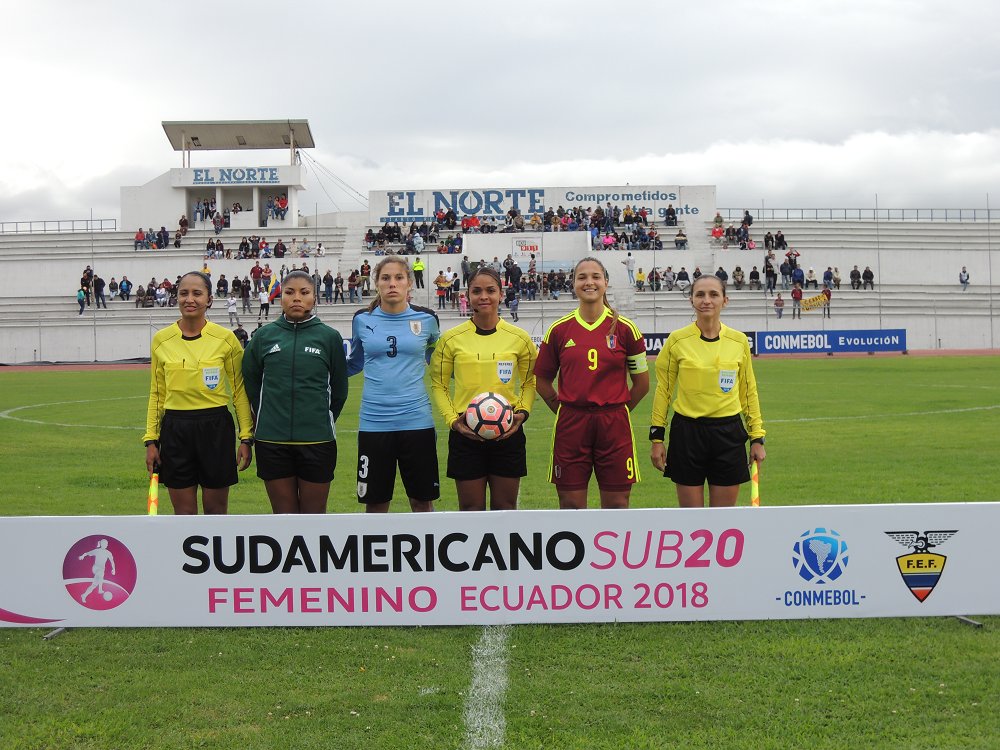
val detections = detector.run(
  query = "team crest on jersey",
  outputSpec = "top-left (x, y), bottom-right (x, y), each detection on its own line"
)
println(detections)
top-left (497, 360), bottom-right (514, 383)
top-left (202, 367), bottom-right (221, 390)
top-left (357, 481), bottom-right (367, 498)
top-left (719, 369), bottom-right (736, 393)
top-left (606, 334), bottom-right (617, 349)
top-left (409, 320), bottom-right (422, 335)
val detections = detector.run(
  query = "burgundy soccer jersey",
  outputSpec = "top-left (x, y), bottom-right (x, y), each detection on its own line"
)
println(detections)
top-left (535, 310), bottom-right (647, 407)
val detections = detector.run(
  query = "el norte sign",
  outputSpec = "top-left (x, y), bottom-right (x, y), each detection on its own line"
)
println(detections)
top-left (369, 185), bottom-right (717, 224)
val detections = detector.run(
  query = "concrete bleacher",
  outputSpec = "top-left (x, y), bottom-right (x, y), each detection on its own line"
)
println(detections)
top-left (0, 216), bottom-right (998, 363)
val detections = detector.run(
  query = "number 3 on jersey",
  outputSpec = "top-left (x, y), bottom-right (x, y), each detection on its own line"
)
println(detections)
top-left (587, 348), bottom-right (598, 371)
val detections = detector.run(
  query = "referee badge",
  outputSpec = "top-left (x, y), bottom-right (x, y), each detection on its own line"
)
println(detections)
top-left (497, 360), bottom-right (514, 383)
top-left (202, 367), bottom-right (221, 391)
top-left (606, 334), bottom-right (617, 349)
top-left (409, 320), bottom-right (422, 335)
top-left (719, 369), bottom-right (736, 393)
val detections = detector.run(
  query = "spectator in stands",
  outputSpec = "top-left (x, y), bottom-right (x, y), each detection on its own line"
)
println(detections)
top-left (216, 239), bottom-right (226, 259)
top-left (179, 215), bottom-right (189, 236)
top-left (433, 270), bottom-right (449, 309)
top-left (674, 229), bottom-right (688, 249)
top-left (833, 267), bottom-right (842, 290)
top-left (119, 276), bottom-right (132, 302)
top-left (636, 268), bottom-right (646, 291)
top-left (193, 200), bottom-right (203, 224)
top-left (134, 285), bottom-right (147, 307)
top-left (348, 270), bottom-right (360, 303)
top-left (322, 270), bottom-right (334, 304)
top-left (724, 224), bottom-right (737, 245)
top-left (91, 275), bottom-right (106, 309)
top-left (157, 227), bottom-right (169, 249)
top-left (213, 212), bottom-right (224, 235)
top-left (784, 246), bottom-right (800, 269)
top-left (134, 228), bottom-right (145, 251)
top-left (822, 288), bottom-right (832, 318)
top-left (275, 194), bottom-right (289, 220)
top-left (675, 267), bottom-right (691, 293)
top-left (257, 288), bottom-right (270, 320)
top-left (144, 228), bottom-right (155, 248)
top-left (261, 263), bottom-right (274, 293)
top-left (665, 204), bottom-right (678, 226)
top-left (216, 275), bottom-right (229, 298)
top-left (805, 268), bottom-right (818, 289)
top-left (273, 239), bottom-right (287, 258)
top-left (764, 231), bottom-right (774, 251)
top-left (107, 277), bottom-right (119, 301)
top-left (334, 272), bottom-right (345, 303)
top-left (174, 230), bottom-right (182, 248)
top-left (748, 266), bottom-right (760, 290)
top-left (775, 231), bottom-right (787, 251)
top-left (774, 293), bottom-right (784, 319)
top-left (622, 252), bottom-right (636, 284)
top-left (240, 278), bottom-right (253, 313)
top-left (791, 265), bottom-right (805, 289)
top-left (155, 284), bottom-right (168, 307)
top-left (823, 267), bottom-right (834, 290)
top-left (849, 266), bottom-right (862, 289)
top-left (779, 259), bottom-right (791, 290)
top-left (663, 266), bottom-right (676, 291)
top-left (412, 256), bottom-right (425, 288)
top-left (765, 263), bottom-right (777, 296)
top-left (732, 266), bottom-right (745, 290)
top-left (958, 266), bottom-right (970, 290)
top-left (791, 283), bottom-right (803, 318)
top-left (712, 211), bottom-right (724, 229)
top-left (232, 202), bottom-right (242, 214)
top-left (742, 209), bottom-right (754, 227)
top-left (76, 286), bottom-right (86, 315)
top-left (365, 229), bottom-right (376, 249)
top-left (862, 266), bottom-right (875, 290)
top-left (692, 267), bottom-right (703, 281)
top-left (715, 267), bottom-right (729, 287)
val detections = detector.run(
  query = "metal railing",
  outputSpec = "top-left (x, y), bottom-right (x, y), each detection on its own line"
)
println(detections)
top-left (0, 218), bottom-right (118, 234)
top-left (718, 208), bottom-right (1000, 222)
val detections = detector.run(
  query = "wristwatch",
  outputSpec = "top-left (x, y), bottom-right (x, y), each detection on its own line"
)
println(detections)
top-left (144, 440), bottom-right (158, 448)
top-left (750, 437), bottom-right (765, 446)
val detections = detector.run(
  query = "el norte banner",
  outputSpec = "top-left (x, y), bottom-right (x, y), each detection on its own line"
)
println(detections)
top-left (1, 503), bottom-right (995, 627)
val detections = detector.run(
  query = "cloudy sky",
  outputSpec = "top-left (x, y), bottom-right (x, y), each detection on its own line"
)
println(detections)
top-left (3, 0), bottom-right (999, 223)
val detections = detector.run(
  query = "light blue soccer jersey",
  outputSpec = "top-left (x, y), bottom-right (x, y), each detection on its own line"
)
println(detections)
top-left (348, 305), bottom-right (440, 431)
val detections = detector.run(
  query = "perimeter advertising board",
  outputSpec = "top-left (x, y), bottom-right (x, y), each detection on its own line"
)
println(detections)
top-left (369, 186), bottom-right (717, 225)
top-left (756, 329), bottom-right (907, 354)
top-left (1, 504), bottom-right (995, 627)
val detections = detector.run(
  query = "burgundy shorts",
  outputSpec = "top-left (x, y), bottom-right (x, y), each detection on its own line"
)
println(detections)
top-left (549, 404), bottom-right (639, 491)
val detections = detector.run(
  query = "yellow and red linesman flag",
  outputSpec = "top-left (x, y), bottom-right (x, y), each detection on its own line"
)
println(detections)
top-left (147, 472), bottom-right (159, 516)
top-left (750, 461), bottom-right (760, 507)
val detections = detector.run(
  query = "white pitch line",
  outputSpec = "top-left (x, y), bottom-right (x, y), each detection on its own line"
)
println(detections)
top-left (769, 404), bottom-right (1000, 424)
top-left (0, 396), bottom-right (145, 430)
top-left (462, 624), bottom-right (511, 750)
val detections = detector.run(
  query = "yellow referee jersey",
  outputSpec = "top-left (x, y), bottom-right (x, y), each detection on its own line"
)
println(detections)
top-left (651, 322), bottom-right (765, 440)
top-left (143, 321), bottom-right (254, 442)
top-left (430, 319), bottom-right (537, 425)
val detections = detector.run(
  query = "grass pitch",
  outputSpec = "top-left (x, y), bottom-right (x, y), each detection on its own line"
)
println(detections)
top-left (0, 356), bottom-right (998, 749)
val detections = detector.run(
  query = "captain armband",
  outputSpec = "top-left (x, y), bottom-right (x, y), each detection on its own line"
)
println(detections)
top-left (649, 426), bottom-right (666, 443)
top-left (627, 352), bottom-right (649, 374)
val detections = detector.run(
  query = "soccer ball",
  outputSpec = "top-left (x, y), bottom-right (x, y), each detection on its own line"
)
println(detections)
top-left (102, 591), bottom-right (113, 601)
top-left (465, 392), bottom-right (514, 440)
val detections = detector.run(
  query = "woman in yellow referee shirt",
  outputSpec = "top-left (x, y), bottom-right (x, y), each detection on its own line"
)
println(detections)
top-left (143, 272), bottom-right (253, 514)
top-left (649, 274), bottom-right (766, 507)
top-left (430, 266), bottom-right (537, 511)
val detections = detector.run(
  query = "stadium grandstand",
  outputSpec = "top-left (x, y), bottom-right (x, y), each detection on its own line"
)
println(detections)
top-left (0, 120), bottom-right (997, 364)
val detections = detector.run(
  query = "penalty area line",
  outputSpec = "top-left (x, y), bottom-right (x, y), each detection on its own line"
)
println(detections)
top-left (769, 404), bottom-right (1000, 424)
top-left (463, 624), bottom-right (511, 750)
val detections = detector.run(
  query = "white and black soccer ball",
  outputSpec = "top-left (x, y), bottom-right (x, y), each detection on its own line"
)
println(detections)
top-left (465, 392), bottom-right (514, 440)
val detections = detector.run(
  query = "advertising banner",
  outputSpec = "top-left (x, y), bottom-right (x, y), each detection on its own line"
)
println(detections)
top-left (756, 329), bottom-right (907, 355)
top-left (369, 186), bottom-right (716, 225)
top-left (1, 504), bottom-right (994, 628)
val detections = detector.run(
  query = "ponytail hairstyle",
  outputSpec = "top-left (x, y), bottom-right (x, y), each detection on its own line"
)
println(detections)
top-left (572, 256), bottom-right (619, 333)
top-left (367, 255), bottom-right (414, 312)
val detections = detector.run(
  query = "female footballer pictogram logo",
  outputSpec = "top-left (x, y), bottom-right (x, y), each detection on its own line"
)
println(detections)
top-left (63, 535), bottom-right (137, 610)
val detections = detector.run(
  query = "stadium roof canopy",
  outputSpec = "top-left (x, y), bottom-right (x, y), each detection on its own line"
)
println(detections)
top-left (161, 119), bottom-right (315, 151)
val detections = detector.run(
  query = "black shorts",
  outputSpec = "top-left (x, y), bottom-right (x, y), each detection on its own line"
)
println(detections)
top-left (255, 440), bottom-right (337, 483)
top-left (356, 429), bottom-right (440, 504)
top-left (159, 407), bottom-right (238, 489)
top-left (447, 427), bottom-right (527, 480)
top-left (665, 413), bottom-right (750, 487)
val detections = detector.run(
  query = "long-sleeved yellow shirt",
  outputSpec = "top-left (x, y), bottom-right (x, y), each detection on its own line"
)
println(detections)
top-left (143, 321), bottom-right (254, 442)
top-left (429, 319), bottom-right (537, 425)
top-left (651, 322), bottom-right (765, 440)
